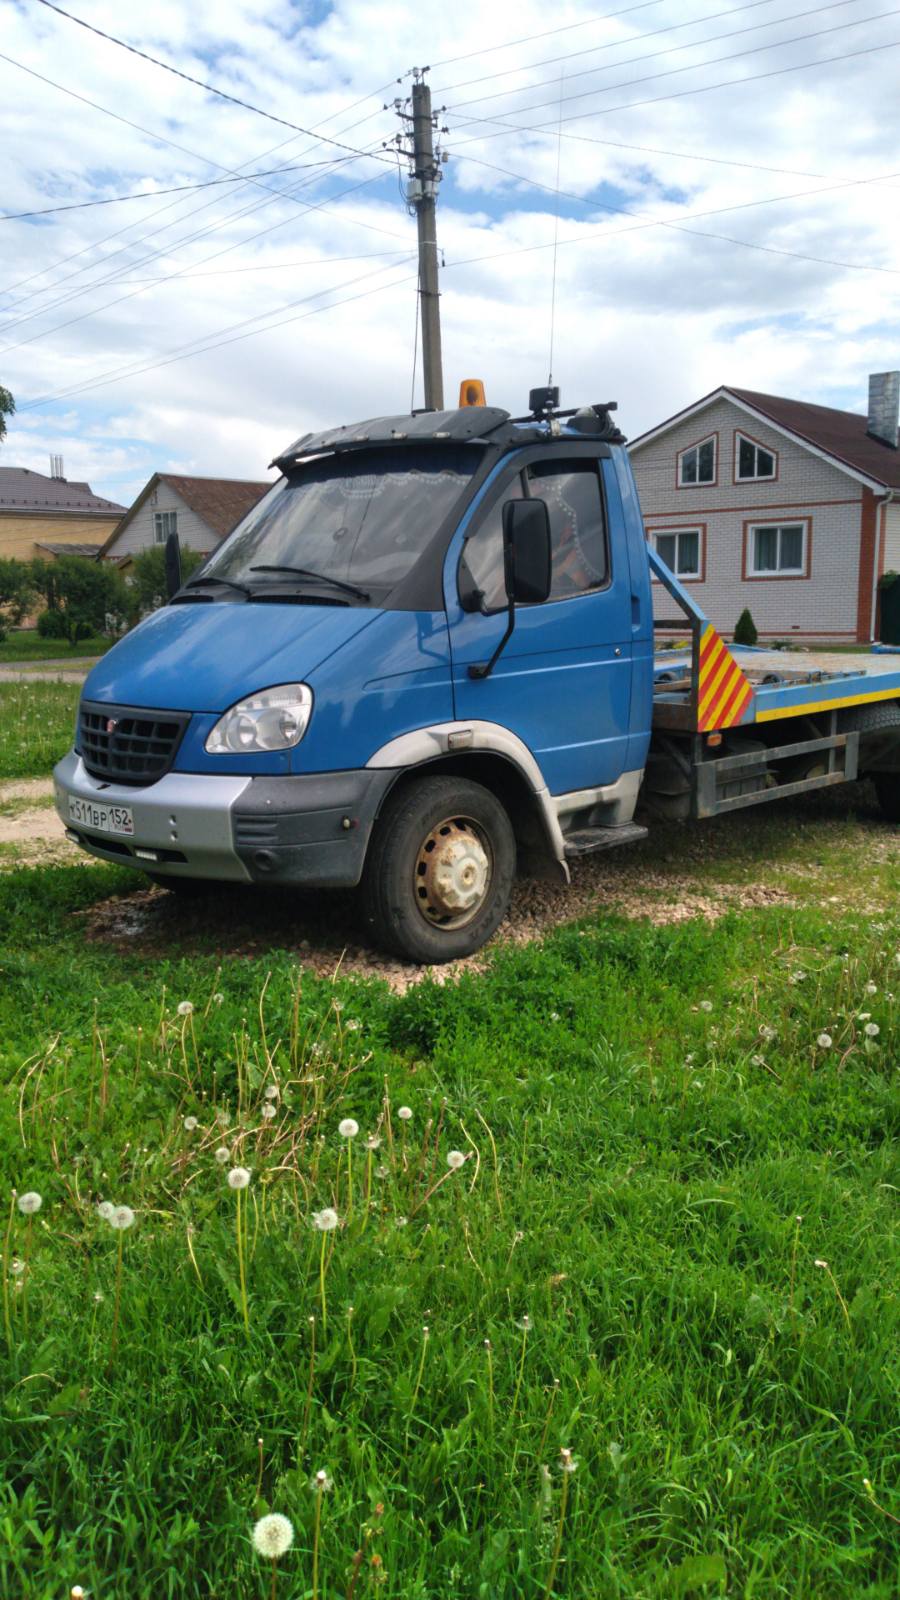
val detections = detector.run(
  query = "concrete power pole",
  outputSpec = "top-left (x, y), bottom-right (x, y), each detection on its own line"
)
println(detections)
top-left (409, 73), bottom-right (444, 411)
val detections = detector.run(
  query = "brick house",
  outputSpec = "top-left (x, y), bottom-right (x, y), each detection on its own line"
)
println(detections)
top-left (99, 472), bottom-right (273, 569)
top-left (0, 464), bottom-right (124, 561)
top-left (628, 372), bottom-right (900, 644)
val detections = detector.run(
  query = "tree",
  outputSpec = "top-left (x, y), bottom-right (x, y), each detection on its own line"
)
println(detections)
top-left (31, 555), bottom-right (130, 646)
top-left (131, 543), bottom-right (202, 614)
top-left (733, 608), bottom-right (758, 647)
top-left (0, 557), bottom-right (34, 632)
top-left (0, 382), bottom-right (13, 446)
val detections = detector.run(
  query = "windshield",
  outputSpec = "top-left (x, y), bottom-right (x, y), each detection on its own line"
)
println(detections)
top-left (200, 444), bottom-right (482, 602)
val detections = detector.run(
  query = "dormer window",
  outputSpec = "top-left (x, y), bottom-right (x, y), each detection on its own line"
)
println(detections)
top-left (735, 431), bottom-right (777, 481)
top-left (677, 435), bottom-right (716, 487)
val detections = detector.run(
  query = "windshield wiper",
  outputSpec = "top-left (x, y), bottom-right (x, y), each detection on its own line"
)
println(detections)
top-left (183, 574), bottom-right (252, 598)
top-left (250, 564), bottom-right (370, 601)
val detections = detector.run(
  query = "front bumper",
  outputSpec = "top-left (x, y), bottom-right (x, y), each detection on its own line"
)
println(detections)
top-left (53, 752), bottom-right (393, 887)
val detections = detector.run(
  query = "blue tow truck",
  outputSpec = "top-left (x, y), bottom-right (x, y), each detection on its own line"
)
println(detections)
top-left (54, 386), bottom-right (900, 963)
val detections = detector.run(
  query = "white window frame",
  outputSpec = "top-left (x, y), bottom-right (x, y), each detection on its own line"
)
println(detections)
top-left (735, 431), bottom-right (777, 482)
top-left (650, 526), bottom-right (703, 581)
top-left (153, 509), bottom-right (178, 544)
top-left (747, 519), bottom-right (809, 578)
top-left (677, 434), bottom-right (717, 488)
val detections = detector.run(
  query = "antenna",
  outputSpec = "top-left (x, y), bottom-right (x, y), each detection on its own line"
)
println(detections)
top-left (547, 69), bottom-right (565, 388)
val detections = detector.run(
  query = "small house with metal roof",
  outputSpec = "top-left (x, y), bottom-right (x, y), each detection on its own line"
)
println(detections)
top-left (99, 472), bottom-right (273, 570)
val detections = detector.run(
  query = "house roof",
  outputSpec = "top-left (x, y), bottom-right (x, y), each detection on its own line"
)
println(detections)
top-left (98, 471), bottom-right (273, 556)
top-left (728, 387), bottom-right (900, 491)
top-left (629, 384), bottom-right (900, 491)
top-left (35, 541), bottom-right (105, 559)
top-left (0, 466), bottom-right (125, 516)
top-left (158, 473), bottom-right (272, 538)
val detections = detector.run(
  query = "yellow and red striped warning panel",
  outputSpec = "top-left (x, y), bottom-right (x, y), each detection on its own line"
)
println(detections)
top-left (697, 623), bottom-right (754, 731)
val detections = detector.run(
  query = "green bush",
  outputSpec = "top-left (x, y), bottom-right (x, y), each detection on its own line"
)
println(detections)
top-left (36, 608), bottom-right (69, 639)
top-left (734, 607), bottom-right (758, 646)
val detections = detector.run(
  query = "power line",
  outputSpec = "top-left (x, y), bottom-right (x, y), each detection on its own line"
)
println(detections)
top-left (444, 5), bottom-right (899, 120)
top-left (443, 0), bottom-right (867, 111)
top-left (33, 0), bottom-right (395, 165)
top-left (0, 167), bottom-right (401, 356)
top-left (0, 157), bottom-right (369, 221)
top-left (453, 152), bottom-right (900, 274)
top-left (18, 262), bottom-right (419, 411)
top-left (433, 0), bottom-right (804, 96)
top-left (448, 33), bottom-right (900, 143)
top-left (113, 248), bottom-right (415, 285)
top-left (0, 85), bottom-right (396, 305)
top-left (429, 0), bottom-right (665, 70)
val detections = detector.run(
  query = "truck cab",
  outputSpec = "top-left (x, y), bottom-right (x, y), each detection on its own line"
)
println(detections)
top-left (54, 393), bottom-right (655, 961)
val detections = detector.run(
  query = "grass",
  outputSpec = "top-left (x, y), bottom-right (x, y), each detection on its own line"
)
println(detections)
top-left (0, 632), bottom-right (110, 663)
top-left (0, 681), bottom-right (79, 780)
top-left (0, 859), bottom-right (897, 1599)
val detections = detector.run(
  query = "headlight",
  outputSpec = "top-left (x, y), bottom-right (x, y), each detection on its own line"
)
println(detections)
top-left (205, 683), bottom-right (313, 754)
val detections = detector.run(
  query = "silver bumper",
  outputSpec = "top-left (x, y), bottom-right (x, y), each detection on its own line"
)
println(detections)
top-left (53, 750), bottom-right (252, 881)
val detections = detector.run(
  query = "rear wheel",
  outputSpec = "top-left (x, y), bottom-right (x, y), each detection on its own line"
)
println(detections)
top-left (872, 773), bottom-right (900, 823)
top-left (361, 776), bottom-right (516, 963)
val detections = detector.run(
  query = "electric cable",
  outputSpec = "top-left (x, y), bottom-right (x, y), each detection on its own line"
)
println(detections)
top-left (0, 157), bottom-right (368, 220)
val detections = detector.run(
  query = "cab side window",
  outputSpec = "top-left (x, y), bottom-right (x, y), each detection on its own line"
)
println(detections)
top-left (460, 473), bottom-right (524, 612)
top-left (525, 460), bottom-right (609, 600)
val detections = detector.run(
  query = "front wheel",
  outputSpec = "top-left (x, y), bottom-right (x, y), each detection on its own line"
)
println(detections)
top-left (872, 773), bottom-right (900, 823)
top-left (361, 776), bottom-right (516, 963)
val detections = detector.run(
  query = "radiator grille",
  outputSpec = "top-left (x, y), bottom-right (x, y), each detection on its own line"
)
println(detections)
top-left (78, 700), bottom-right (190, 786)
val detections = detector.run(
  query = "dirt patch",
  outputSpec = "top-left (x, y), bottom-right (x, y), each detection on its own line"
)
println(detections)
top-left (0, 778), bottom-right (80, 867)
top-left (75, 852), bottom-right (798, 993)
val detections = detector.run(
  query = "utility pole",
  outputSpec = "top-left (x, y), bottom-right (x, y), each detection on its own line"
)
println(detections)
top-left (406, 72), bottom-right (444, 411)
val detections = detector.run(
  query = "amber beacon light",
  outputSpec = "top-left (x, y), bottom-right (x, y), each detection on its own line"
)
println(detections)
top-left (459, 378), bottom-right (487, 407)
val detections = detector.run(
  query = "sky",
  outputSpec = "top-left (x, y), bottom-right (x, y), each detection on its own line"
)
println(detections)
top-left (1, 0), bottom-right (898, 507)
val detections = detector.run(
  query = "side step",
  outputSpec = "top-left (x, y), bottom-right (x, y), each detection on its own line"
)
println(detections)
top-left (564, 821), bottom-right (648, 859)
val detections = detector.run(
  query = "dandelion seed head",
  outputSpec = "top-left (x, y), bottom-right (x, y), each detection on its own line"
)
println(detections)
top-left (261, 1103), bottom-right (276, 1120)
top-left (214, 1146), bottom-right (230, 1164)
top-left (817, 1033), bottom-right (833, 1049)
top-left (759, 1024), bottom-right (777, 1041)
top-left (227, 1166), bottom-right (251, 1190)
top-left (365, 1134), bottom-right (381, 1150)
top-left (216, 1109), bottom-right (229, 1127)
top-left (864, 1021), bottom-right (880, 1037)
top-left (183, 1116), bottom-right (199, 1132)
top-left (252, 1512), bottom-right (294, 1559)
top-left (17, 1191), bottom-right (42, 1215)
top-left (176, 1001), bottom-right (194, 1017)
top-left (110, 1205), bottom-right (135, 1231)
top-left (93, 1290), bottom-right (103, 1303)
top-left (71, 1588), bottom-right (86, 1599)
top-left (699, 1000), bottom-right (713, 1012)
top-left (395, 1215), bottom-right (408, 1228)
top-left (517, 1314), bottom-right (532, 1332)
top-left (345, 1018), bottom-right (361, 1032)
top-left (311, 1469), bottom-right (333, 1493)
top-left (814, 1258), bottom-right (828, 1268)
top-left (865, 981), bottom-right (878, 995)
top-left (338, 1118), bottom-right (359, 1139)
top-left (857, 1012), bottom-right (871, 1021)
top-left (10, 1258), bottom-right (24, 1276)
top-left (397, 1105), bottom-right (413, 1121)
top-left (212, 992), bottom-right (224, 1005)
top-left (312, 1207), bottom-right (339, 1232)
top-left (375, 1164), bottom-right (389, 1179)
top-left (264, 1084), bottom-right (279, 1099)
top-left (446, 1149), bottom-right (466, 1170)
top-left (560, 1447), bottom-right (577, 1473)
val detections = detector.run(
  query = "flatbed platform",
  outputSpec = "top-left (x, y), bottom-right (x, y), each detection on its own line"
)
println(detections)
top-left (653, 641), bottom-right (900, 731)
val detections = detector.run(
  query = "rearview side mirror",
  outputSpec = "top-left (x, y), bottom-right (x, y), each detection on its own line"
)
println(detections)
top-left (165, 531), bottom-right (182, 600)
top-left (503, 498), bottom-right (552, 604)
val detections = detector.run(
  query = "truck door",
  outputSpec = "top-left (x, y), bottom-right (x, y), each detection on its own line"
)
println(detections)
top-left (445, 449), bottom-right (633, 797)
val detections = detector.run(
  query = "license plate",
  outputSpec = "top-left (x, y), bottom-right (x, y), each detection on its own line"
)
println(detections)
top-left (68, 796), bottom-right (134, 835)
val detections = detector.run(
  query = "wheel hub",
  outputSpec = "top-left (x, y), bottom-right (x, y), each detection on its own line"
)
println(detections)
top-left (415, 817), bottom-right (492, 927)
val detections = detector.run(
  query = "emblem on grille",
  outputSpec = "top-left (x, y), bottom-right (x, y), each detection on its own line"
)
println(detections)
top-left (106, 717), bottom-right (118, 734)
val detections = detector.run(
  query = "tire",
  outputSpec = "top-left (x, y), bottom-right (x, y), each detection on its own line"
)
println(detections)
top-left (873, 773), bottom-right (900, 823)
top-left (361, 776), bottom-right (516, 963)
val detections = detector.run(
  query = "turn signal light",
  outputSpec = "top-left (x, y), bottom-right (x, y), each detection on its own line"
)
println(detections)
top-left (459, 378), bottom-right (487, 407)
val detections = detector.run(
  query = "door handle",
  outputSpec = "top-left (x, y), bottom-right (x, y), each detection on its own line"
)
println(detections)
top-left (631, 592), bottom-right (641, 630)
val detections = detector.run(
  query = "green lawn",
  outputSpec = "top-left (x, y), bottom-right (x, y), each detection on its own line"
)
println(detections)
top-left (0, 681), bottom-right (80, 780)
top-left (0, 856), bottom-right (897, 1598)
top-left (0, 632), bottom-right (111, 663)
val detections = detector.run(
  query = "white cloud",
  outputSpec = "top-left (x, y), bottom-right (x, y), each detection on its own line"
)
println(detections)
top-left (0, 0), bottom-right (898, 504)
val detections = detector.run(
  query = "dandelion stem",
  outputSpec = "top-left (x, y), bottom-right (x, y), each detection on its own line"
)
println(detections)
top-left (312, 1477), bottom-right (325, 1600)
top-left (542, 1458), bottom-right (572, 1600)
top-left (319, 1231), bottom-right (328, 1335)
top-left (346, 1141), bottom-right (353, 1227)
top-left (236, 1188), bottom-right (250, 1336)
top-left (362, 1149), bottom-right (373, 1231)
top-left (511, 1319), bottom-right (529, 1426)
top-left (110, 1229), bottom-right (125, 1364)
top-left (538, 1379), bottom-right (561, 1462)
top-left (256, 1436), bottom-right (265, 1503)
top-left (2, 1190), bottom-right (15, 1351)
top-left (270, 1555), bottom-right (277, 1600)
top-left (788, 1215), bottom-right (802, 1317)
top-left (346, 1305), bottom-right (357, 1389)
top-left (406, 1325), bottom-right (429, 1444)
top-left (301, 1316), bottom-right (316, 1447)
top-left (484, 1340), bottom-right (494, 1437)
top-left (22, 1214), bottom-right (33, 1337)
